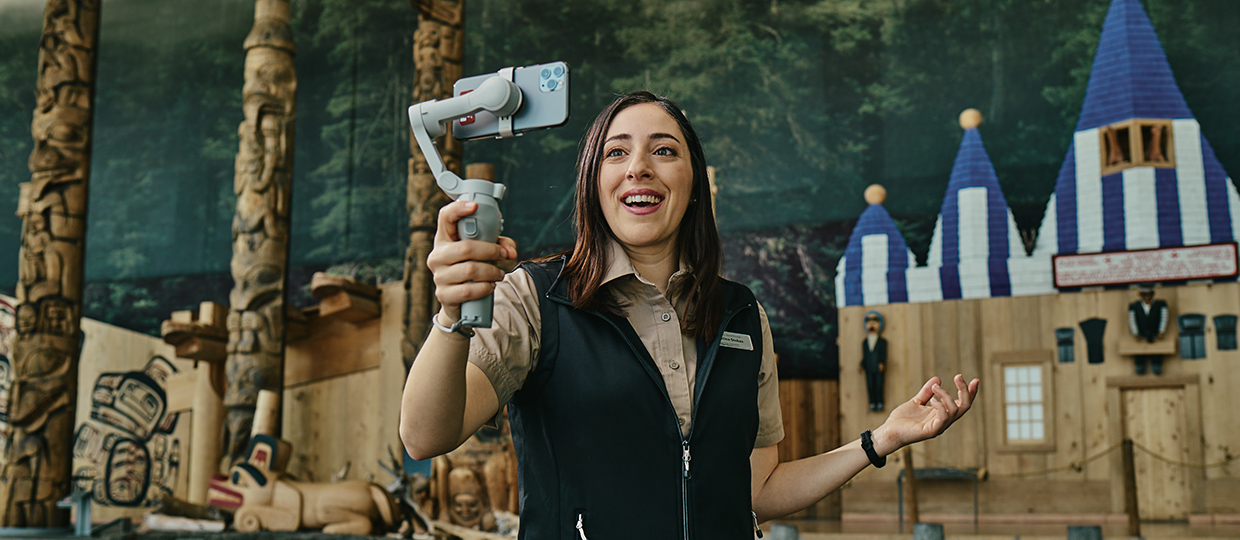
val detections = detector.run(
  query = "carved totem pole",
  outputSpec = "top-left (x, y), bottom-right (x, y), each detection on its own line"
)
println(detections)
top-left (223, 0), bottom-right (296, 467)
top-left (403, 0), bottom-right (464, 370)
top-left (0, 0), bottom-right (99, 527)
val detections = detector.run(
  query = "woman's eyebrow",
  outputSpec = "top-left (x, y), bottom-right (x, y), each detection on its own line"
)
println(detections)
top-left (603, 132), bottom-right (682, 145)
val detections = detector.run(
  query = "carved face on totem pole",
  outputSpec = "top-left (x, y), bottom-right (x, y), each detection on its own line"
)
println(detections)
top-left (29, 106), bottom-right (89, 186)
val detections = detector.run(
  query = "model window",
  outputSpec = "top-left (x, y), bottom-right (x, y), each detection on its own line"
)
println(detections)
top-left (1003, 365), bottom-right (1045, 442)
top-left (1178, 314), bottom-right (1207, 360)
top-left (1054, 328), bottom-right (1075, 363)
top-left (1214, 315), bottom-right (1237, 351)
top-left (1099, 119), bottom-right (1176, 176)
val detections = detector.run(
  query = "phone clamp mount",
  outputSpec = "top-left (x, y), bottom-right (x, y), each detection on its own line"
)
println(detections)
top-left (407, 68), bottom-right (522, 330)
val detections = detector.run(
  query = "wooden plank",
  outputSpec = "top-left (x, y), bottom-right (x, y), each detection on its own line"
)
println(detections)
top-left (837, 305), bottom-right (865, 475)
top-left (812, 379), bottom-right (842, 518)
top-left (318, 290), bottom-right (381, 323)
top-left (1123, 387), bottom-right (1191, 520)
top-left (165, 371), bottom-right (198, 413)
top-left (282, 366), bottom-right (384, 484)
top-left (284, 314), bottom-right (382, 387)
top-left (198, 301), bottom-right (228, 328)
top-left (1080, 289), bottom-right (1114, 481)
top-left (174, 336), bottom-right (227, 362)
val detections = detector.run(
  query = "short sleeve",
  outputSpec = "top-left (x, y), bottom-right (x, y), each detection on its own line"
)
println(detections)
top-left (467, 267), bottom-right (542, 405)
top-left (754, 302), bottom-right (784, 448)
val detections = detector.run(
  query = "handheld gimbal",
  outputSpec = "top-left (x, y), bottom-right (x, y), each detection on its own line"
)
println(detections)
top-left (406, 69), bottom-right (525, 330)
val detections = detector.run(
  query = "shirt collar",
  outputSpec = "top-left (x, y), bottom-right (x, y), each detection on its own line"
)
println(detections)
top-left (601, 237), bottom-right (693, 290)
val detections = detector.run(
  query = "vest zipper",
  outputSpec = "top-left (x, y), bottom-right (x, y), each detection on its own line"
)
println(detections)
top-left (583, 301), bottom-right (754, 540)
top-left (576, 512), bottom-right (588, 540)
top-left (753, 511), bottom-right (763, 538)
top-left (682, 441), bottom-right (692, 540)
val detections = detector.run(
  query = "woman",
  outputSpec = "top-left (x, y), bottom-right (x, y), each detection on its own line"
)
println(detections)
top-left (400, 91), bottom-right (979, 538)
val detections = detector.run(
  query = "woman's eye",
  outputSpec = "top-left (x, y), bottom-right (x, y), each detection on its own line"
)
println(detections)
top-left (654, 147), bottom-right (677, 156)
top-left (605, 148), bottom-right (625, 158)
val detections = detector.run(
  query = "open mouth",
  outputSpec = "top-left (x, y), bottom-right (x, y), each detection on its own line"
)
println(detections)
top-left (623, 193), bottom-right (664, 208)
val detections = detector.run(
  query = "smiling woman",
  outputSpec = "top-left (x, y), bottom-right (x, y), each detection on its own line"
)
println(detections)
top-left (400, 91), bottom-right (979, 539)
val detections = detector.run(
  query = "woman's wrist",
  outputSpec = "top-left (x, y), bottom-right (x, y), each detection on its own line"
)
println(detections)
top-left (869, 425), bottom-right (899, 458)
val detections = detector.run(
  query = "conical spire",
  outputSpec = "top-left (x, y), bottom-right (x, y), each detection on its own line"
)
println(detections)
top-left (1076, 0), bottom-right (1191, 131)
top-left (925, 110), bottom-right (1025, 299)
top-left (1037, 0), bottom-right (1240, 258)
top-left (836, 186), bottom-right (916, 307)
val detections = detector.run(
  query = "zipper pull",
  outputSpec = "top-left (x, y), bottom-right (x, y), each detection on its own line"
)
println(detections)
top-left (576, 513), bottom-right (588, 540)
top-left (682, 441), bottom-right (692, 478)
top-left (753, 511), bottom-right (763, 538)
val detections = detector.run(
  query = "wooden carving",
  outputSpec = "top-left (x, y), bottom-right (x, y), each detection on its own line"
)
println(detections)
top-left (223, 0), bottom-right (296, 468)
top-left (229, 464), bottom-right (399, 535)
top-left (404, 0), bottom-right (464, 371)
top-left (0, 0), bottom-right (99, 527)
top-left (426, 413), bottom-right (518, 533)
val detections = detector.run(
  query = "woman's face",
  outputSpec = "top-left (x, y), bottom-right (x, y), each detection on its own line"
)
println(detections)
top-left (598, 103), bottom-right (694, 252)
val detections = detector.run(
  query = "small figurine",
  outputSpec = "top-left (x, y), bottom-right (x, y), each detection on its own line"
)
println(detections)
top-left (1127, 284), bottom-right (1169, 375)
top-left (861, 311), bottom-right (887, 411)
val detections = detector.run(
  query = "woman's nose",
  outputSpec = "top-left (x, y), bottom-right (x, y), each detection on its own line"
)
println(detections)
top-left (626, 153), bottom-right (652, 180)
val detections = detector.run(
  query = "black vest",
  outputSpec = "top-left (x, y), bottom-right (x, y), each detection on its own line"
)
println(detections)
top-left (510, 258), bottom-right (763, 540)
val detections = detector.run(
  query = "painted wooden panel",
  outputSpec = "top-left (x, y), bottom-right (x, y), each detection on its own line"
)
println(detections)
top-left (73, 319), bottom-right (190, 522)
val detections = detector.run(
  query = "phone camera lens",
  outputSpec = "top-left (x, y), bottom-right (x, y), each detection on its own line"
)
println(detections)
top-left (541, 68), bottom-right (551, 78)
top-left (553, 66), bottom-right (565, 77)
top-left (546, 79), bottom-right (558, 90)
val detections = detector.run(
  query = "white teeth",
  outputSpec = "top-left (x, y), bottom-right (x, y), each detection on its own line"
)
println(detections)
top-left (624, 194), bottom-right (663, 205)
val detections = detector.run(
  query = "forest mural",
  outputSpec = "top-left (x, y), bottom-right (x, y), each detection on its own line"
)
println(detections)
top-left (0, 0), bottom-right (1237, 376)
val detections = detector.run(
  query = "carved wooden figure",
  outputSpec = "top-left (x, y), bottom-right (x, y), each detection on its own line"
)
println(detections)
top-left (404, 0), bottom-right (464, 371)
top-left (228, 461), bottom-right (398, 535)
top-left (0, 0), bottom-right (99, 527)
top-left (223, 0), bottom-right (297, 468)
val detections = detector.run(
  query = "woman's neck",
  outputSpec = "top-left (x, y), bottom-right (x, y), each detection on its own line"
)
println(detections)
top-left (624, 242), bottom-right (679, 294)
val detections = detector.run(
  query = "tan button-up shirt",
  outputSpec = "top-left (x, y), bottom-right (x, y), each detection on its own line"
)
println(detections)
top-left (468, 241), bottom-right (784, 448)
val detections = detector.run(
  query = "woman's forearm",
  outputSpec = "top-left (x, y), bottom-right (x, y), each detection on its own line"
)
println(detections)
top-left (398, 318), bottom-right (495, 460)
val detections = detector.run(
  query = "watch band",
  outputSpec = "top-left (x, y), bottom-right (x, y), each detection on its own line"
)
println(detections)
top-left (861, 429), bottom-right (886, 468)
top-left (432, 314), bottom-right (476, 338)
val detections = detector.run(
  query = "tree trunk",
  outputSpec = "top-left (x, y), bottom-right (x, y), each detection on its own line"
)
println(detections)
top-left (222, 0), bottom-right (296, 468)
top-left (403, 0), bottom-right (464, 371)
top-left (0, 0), bottom-right (100, 527)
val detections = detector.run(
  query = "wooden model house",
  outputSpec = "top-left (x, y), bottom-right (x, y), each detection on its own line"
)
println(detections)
top-left (835, 0), bottom-right (1240, 524)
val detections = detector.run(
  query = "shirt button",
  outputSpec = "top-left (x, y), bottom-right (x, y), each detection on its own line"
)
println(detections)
top-left (678, 418), bottom-right (685, 426)
top-left (661, 312), bottom-right (671, 322)
top-left (670, 362), bottom-right (680, 370)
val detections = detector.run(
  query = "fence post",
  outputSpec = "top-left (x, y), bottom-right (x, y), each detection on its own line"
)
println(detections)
top-left (1121, 439), bottom-right (1141, 537)
top-left (903, 447), bottom-right (919, 529)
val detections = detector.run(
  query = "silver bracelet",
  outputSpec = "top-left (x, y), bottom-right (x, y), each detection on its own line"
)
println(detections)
top-left (432, 314), bottom-right (476, 338)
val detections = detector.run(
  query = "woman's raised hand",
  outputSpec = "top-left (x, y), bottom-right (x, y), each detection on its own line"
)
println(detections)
top-left (872, 374), bottom-right (980, 456)
top-left (427, 200), bottom-right (518, 320)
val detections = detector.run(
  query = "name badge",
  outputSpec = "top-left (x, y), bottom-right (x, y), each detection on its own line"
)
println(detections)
top-left (720, 331), bottom-right (754, 351)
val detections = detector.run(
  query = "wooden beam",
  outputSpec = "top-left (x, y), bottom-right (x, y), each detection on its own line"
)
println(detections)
top-left (318, 290), bottom-right (381, 323)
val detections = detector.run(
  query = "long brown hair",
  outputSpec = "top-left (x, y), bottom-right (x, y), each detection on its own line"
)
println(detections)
top-left (554, 91), bottom-right (723, 341)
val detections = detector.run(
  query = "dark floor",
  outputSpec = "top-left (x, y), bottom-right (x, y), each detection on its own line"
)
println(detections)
top-left (768, 519), bottom-right (1240, 539)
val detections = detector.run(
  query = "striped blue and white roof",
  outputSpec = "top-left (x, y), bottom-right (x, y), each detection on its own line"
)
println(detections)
top-left (1033, 0), bottom-right (1240, 257)
top-left (837, 0), bottom-right (1237, 308)
top-left (922, 125), bottom-right (1026, 300)
top-left (835, 201), bottom-right (916, 307)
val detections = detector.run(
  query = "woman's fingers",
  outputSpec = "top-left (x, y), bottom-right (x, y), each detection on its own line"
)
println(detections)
top-left (436, 280), bottom-right (500, 307)
top-left (932, 382), bottom-right (958, 417)
top-left (435, 200), bottom-right (479, 244)
top-left (912, 376), bottom-right (941, 407)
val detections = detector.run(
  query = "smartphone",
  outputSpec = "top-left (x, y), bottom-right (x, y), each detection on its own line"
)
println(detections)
top-left (452, 61), bottom-right (570, 140)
